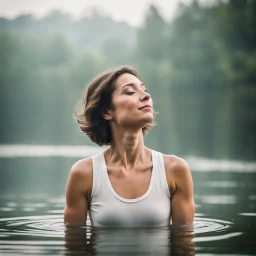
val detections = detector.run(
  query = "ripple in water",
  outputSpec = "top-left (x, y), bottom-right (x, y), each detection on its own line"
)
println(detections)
top-left (0, 215), bottom-right (65, 238)
top-left (0, 215), bottom-right (240, 238)
top-left (0, 215), bottom-right (242, 255)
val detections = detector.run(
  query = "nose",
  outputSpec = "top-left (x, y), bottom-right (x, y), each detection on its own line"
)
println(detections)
top-left (140, 90), bottom-right (151, 101)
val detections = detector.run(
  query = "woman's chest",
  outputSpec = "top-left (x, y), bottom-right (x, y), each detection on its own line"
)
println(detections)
top-left (107, 164), bottom-right (153, 200)
top-left (91, 197), bottom-right (170, 228)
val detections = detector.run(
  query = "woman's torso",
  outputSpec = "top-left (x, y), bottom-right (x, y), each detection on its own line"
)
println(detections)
top-left (88, 149), bottom-right (171, 228)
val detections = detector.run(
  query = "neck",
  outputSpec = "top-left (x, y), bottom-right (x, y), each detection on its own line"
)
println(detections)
top-left (107, 128), bottom-right (147, 170)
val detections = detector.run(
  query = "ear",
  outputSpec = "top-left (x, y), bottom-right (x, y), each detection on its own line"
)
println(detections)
top-left (101, 109), bottom-right (112, 121)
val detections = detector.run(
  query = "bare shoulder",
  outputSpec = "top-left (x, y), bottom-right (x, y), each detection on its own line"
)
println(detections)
top-left (67, 157), bottom-right (93, 193)
top-left (70, 157), bottom-right (93, 177)
top-left (64, 158), bottom-right (93, 225)
top-left (162, 154), bottom-right (190, 175)
top-left (162, 156), bottom-right (195, 224)
top-left (162, 154), bottom-right (192, 194)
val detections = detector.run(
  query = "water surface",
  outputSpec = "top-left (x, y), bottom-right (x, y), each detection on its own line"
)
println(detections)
top-left (0, 145), bottom-right (255, 255)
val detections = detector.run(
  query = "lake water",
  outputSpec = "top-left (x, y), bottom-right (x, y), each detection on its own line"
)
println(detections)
top-left (0, 145), bottom-right (255, 255)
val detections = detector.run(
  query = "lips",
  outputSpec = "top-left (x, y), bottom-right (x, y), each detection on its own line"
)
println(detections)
top-left (139, 105), bottom-right (152, 110)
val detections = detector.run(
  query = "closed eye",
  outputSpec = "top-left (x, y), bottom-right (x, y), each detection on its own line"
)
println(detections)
top-left (126, 89), bottom-right (148, 95)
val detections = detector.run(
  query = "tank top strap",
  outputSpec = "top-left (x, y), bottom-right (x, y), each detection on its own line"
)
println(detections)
top-left (151, 150), bottom-right (171, 198)
top-left (91, 151), bottom-right (105, 199)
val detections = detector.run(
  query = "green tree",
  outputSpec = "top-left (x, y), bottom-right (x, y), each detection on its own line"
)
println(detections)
top-left (136, 5), bottom-right (168, 62)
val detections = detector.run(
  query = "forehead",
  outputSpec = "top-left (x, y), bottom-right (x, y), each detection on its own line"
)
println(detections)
top-left (114, 73), bottom-right (141, 89)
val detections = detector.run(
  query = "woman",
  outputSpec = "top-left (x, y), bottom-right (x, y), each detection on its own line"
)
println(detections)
top-left (64, 66), bottom-right (195, 228)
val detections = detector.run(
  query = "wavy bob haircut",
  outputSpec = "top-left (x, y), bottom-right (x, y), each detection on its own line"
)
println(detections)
top-left (74, 66), bottom-right (156, 146)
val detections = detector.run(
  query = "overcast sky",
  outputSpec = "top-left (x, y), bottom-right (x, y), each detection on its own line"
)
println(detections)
top-left (0, 0), bottom-right (213, 26)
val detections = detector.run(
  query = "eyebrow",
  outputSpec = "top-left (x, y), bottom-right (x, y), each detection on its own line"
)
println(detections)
top-left (121, 82), bottom-right (145, 90)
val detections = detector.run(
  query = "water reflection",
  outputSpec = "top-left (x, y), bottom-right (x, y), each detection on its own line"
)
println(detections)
top-left (64, 225), bottom-right (195, 256)
top-left (200, 195), bottom-right (237, 204)
top-left (205, 181), bottom-right (237, 188)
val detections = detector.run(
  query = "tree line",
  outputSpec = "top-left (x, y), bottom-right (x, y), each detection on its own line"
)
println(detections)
top-left (0, 0), bottom-right (255, 160)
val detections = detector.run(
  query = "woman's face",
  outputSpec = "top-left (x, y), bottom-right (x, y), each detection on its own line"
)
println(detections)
top-left (107, 73), bottom-right (154, 129)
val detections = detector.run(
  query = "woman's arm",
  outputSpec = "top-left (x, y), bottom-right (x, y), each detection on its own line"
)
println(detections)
top-left (165, 155), bottom-right (195, 225)
top-left (64, 158), bottom-right (93, 226)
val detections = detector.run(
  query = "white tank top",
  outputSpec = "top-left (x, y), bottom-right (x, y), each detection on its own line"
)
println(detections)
top-left (89, 149), bottom-right (171, 228)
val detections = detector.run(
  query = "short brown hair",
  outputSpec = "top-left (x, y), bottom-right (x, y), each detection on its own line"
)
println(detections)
top-left (74, 66), bottom-right (156, 146)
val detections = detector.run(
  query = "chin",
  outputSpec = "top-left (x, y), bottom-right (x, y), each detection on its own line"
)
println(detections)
top-left (140, 116), bottom-right (154, 125)
top-left (121, 114), bottom-right (154, 127)
top-left (144, 113), bottom-right (154, 121)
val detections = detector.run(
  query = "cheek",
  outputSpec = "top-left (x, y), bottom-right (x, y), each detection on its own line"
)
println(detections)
top-left (114, 98), bottom-right (136, 112)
